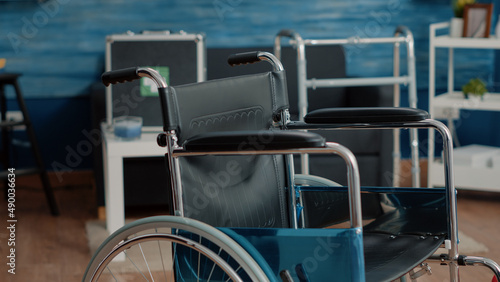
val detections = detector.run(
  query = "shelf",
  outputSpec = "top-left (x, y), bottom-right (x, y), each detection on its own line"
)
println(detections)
top-left (101, 123), bottom-right (165, 158)
top-left (428, 22), bottom-right (500, 192)
top-left (0, 120), bottom-right (25, 128)
top-left (429, 161), bottom-right (500, 192)
top-left (433, 35), bottom-right (500, 49)
top-left (432, 92), bottom-right (500, 112)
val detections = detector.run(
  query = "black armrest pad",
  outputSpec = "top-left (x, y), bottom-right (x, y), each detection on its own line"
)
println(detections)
top-left (304, 107), bottom-right (429, 124)
top-left (183, 130), bottom-right (325, 151)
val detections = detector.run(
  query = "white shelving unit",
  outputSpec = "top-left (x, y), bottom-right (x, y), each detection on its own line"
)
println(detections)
top-left (428, 22), bottom-right (500, 192)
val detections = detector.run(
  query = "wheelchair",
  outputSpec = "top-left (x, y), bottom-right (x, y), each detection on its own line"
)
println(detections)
top-left (83, 52), bottom-right (500, 281)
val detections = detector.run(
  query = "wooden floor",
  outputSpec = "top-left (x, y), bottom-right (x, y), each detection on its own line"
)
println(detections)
top-left (423, 190), bottom-right (500, 282)
top-left (0, 171), bottom-right (499, 281)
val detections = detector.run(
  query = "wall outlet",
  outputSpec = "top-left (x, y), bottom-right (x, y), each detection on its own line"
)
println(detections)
top-left (5, 111), bottom-right (26, 130)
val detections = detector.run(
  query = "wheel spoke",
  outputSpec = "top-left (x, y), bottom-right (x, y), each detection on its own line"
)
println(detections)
top-left (84, 216), bottom-right (267, 282)
top-left (138, 243), bottom-right (155, 281)
top-left (198, 234), bottom-right (202, 282)
top-left (124, 250), bottom-right (150, 281)
top-left (153, 228), bottom-right (170, 281)
top-left (232, 265), bottom-right (243, 281)
top-left (207, 247), bottom-right (223, 281)
top-left (105, 266), bottom-right (118, 281)
top-left (157, 239), bottom-right (169, 281)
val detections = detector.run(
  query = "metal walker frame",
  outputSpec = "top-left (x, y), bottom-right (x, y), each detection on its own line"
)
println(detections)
top-left (274, 26), bottom-right (420, 187)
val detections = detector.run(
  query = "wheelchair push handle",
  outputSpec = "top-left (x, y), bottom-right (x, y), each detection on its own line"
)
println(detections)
top-left (227, 51), bottom-right (261, 66)
top-left (277, 29), bottom-right (296, 38)
top-left (102, 67), bottom-right (168, 89)
top-left (228, 51), bottom-right (284, 72)
top-left (101, 67), bottom-right (140, 86)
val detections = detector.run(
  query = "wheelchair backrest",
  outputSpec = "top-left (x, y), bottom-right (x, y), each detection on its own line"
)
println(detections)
top-left (164, 70), bottom-right (293, 228)
top-left (171, 71), bottom-right (288, 141)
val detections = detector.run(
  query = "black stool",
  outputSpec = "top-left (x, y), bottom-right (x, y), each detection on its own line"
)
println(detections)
top-left (0, 73), bottom-right (59, 215)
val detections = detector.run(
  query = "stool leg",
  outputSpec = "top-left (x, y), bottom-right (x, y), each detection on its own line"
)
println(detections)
top-left (13, 81), bottom-right (59, 215)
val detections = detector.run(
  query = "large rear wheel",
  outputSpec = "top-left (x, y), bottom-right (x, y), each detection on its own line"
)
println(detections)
top-left (83, 216), bottom-right (270, 281)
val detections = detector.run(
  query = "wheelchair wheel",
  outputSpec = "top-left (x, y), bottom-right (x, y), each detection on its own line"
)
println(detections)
top-left (294, 174), bottom-right (342, 187)
top-left (83, 216), bottom-right (270, 282)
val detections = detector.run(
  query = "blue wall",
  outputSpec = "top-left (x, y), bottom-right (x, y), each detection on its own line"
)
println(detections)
top-left (1, 0), bottom-right (499, 173)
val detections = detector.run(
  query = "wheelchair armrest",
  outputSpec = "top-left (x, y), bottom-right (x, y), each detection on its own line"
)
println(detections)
top-left (183, 130), bottom-right (325, 151)
top-left (304, 107), bottom-right (429, 124)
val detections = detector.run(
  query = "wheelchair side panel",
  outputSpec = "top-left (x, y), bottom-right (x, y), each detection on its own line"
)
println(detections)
top-left (223, 227), bottom-right (365, 282)
top-left (300, 186), bottom-right (448, 235)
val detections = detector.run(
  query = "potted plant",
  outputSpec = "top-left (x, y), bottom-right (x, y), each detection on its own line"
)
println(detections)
top-left (453, 0), bottom-right (475, 18)
top-left (462, 78), bottom-right (488, 100)
top-left (450, 0), bottom-right (476, 37)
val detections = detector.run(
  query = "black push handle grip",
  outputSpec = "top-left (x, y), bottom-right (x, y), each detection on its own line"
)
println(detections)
top-left (277, 29), bottom-right (295, 38)
top-left (227, 51), bottom-right (261, 67)
top-left (101, 67), bottom-right (140, 86)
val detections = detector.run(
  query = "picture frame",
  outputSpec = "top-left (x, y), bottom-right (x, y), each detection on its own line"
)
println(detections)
top-left (462, 3), bottom-right (493, 38)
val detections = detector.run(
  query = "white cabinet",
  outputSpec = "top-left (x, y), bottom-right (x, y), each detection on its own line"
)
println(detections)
top-left (428, 22), bottom-right (500, 192)
top-left (101, 123), bottom-right (166, 234)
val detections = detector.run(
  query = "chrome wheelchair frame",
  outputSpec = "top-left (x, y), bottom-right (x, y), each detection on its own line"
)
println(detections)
top-left (83, 52), bottom-right (500, 282)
